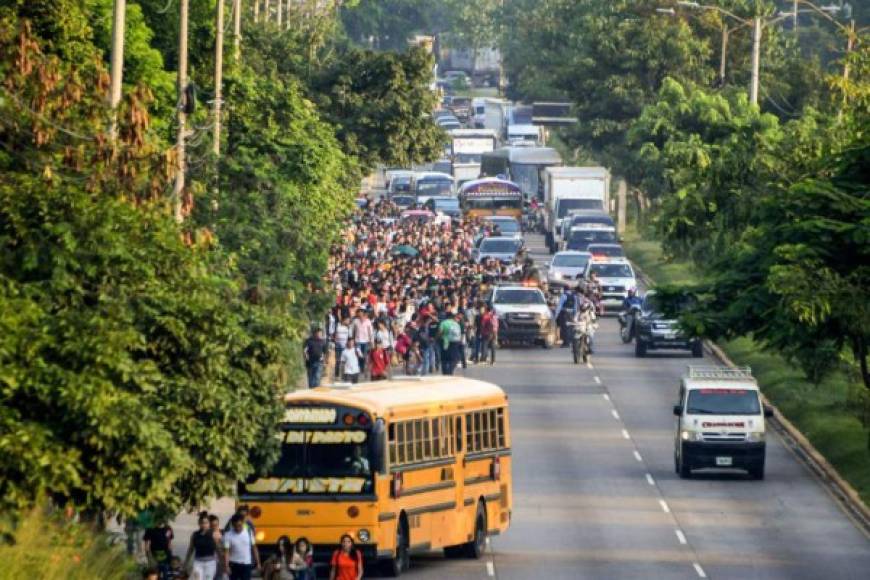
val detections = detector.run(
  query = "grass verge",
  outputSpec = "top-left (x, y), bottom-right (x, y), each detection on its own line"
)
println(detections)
top-left (0, 506), bottom-right (136, 580)
top-left (623, 224), bottom-right (870, 505)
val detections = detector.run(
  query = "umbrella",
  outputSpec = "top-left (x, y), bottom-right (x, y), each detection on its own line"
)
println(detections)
top-left (391, 244), bottom-right (419, 257)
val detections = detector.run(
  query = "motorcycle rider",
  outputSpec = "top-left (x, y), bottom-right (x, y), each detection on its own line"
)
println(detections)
top-left (555, 287), bottom-right (579, 347)
top-left (618, 287), bottom-right (643, 342)
top-left (572, 299), bottom-right (598, 355)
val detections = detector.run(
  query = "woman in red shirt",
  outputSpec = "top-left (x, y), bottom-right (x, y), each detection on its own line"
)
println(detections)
top-left (329, 534), bottom-right (363, 580)
top-left (368, 339), bottom-right (390, 381)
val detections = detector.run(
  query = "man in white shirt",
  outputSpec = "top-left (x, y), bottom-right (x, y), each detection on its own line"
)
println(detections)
top-left (333, 316), bottom-right (351, 380)
top-left (223, 514), bottom-right (261, 580)
top-left (352, 310), bottom-right (374, 372)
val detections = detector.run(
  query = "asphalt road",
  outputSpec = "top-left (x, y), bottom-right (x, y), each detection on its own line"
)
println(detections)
top-left (170, 234), bottom-right (870, 579)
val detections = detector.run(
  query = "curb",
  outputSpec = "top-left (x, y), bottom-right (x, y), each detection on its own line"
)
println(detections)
top-left (631, 261), bottom-right (870, 536)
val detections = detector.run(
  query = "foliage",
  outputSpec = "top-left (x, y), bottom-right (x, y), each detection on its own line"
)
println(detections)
top-left (0, 11), bottom-right (284, 518)
top-left (0, 505), bottom-right (135, 580)
top-left (340, 0), bottom-right (452, 50)
top-left (243, 27), bottom-right (444, 176)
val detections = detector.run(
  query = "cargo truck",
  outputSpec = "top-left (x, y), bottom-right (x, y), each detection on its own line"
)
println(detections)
top-left (449, 129), bottom-right (498, 186)
top-left (543, 167), bottom-right (611, 253)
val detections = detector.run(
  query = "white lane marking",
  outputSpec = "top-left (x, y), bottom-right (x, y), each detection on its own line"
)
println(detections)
top-left (621, 429), bottom-right (630, 439)
top-left (611, 409), bottom-right (620, 420)
top-left (645, 473), bottom-right (655, 486)
top-left (693, 563), bottom-right (707, 578)
top-left (659, 499), bottom-right (671, 513)
top-left (485, 537), bottom-right (491, 546)
top-left (633, 450), bottom-right (643, 462)
top-left (593, 376), bottom-right (601, 384)
top-left (602, 393), bottom-right (610, 402)
top-left (486, 561), bottom-right (495, 576)
top-left (675, 529), bottom-right (687, 545)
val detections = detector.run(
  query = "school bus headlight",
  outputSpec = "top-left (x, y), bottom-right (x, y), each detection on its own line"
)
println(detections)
top-left (357, 529), bottom-right (371, 543)
top-left (256, 530), bottom-right (265, 542)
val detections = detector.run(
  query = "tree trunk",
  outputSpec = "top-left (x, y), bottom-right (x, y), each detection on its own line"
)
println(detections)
top-left (854, 335), bottom-right (869, 391)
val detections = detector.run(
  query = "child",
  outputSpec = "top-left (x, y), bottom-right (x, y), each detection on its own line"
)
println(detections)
top-left (340, 338), bottom-right (361, 384)
top-left (166, 556), bottom-right (187, 579)
top-left (289, 537), bottom-right (314, 580)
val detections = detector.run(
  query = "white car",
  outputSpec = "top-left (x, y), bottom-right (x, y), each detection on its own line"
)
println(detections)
top-left (584, 257), bottom-right (637, 309)
top-left (488, 285), bottom-right (557, 347)
top-left (547, 251), bottom-right (592, 289)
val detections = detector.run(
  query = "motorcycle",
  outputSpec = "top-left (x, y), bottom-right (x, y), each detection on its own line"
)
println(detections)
top-left (618, 303), bottom-right (643, 344)
top-left (569, 319), bottom-right (595, 364)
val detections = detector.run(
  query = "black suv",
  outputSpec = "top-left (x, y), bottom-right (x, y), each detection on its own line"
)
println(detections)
top-left (635, 291), bottom-right (703, 358)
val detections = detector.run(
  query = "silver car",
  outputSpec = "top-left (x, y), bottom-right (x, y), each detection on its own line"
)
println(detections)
top-left (473, 236), bottom-right (523, 264)
top-left (547, 251), bottom-right (592, 288)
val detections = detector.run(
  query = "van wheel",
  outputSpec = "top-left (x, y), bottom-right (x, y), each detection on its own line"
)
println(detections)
top-left (463, 503), bottom-right (488, 559)
top-left (635, 340), bottom-right (647, 358)
top-left (678, 453), bottom-right (692, 479)
top-left (691, 341), bottom-right (704, 358)
top-left (382, 517), bottom-right (410, 576)
top-left (749, 460), bottom-right (765, 480)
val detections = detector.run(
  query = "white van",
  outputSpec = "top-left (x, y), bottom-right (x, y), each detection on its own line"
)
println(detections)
top-left (673, 366), bottom-right (772, 479)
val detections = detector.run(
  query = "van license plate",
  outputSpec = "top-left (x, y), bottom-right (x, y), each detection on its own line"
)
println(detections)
top-left (715, 456), bottom-right (732, 467)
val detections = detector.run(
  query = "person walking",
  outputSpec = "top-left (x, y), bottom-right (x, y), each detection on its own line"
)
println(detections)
top-left (209, 515), bottom-right (228, 580)
top-left (352, 310), bottom-right (374, 373)
top-left (262, 536), bottom-right (294, 580)
top-left (437, 312), bottom-right (463, 376)
top-left (368, 338), bottom-right (391, 381)
top-left (329, 534), bottom-right (363, 580)
top-left (334, 316), bottom-right (351, 380)
top-left (184, 513), bottom-right (218, 580)
top-left (479, 304), bottom-right (499, 366)
top-left (303, 328), bottom-right (327, 388)
top-left (143, 518), bottom-right (174, 580)
top-left (340, 337), bottom-right (362, 383)
top-left (223, 514), bottom-right (261, 580)
top-left (289, 537), bottom-right (314, 580)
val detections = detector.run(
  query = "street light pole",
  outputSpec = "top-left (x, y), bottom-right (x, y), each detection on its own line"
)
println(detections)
top-left (750, 16), bottom-right (762, 106)
top-left (719, 26), bottom-right (729, 85)
top-left (109, 0), bottom-right (126, 141)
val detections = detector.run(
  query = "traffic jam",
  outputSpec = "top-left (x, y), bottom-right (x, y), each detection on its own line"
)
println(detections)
top-left (365, 89), bottom-right (771, 482)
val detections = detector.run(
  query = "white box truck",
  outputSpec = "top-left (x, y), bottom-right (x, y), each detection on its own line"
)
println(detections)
top-left (483, 99), bottom-right (510, 141)
top-left (449, 129), bottom-right (497, 186)
top-left (543, 167), bottom-right (611, 253)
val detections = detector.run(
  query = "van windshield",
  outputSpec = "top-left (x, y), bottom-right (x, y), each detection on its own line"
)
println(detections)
top-left (687, 389), bottom-right (761, 415)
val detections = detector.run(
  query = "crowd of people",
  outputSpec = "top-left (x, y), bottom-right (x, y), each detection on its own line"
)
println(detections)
top-left (303, 198), bottom-right (520, 387)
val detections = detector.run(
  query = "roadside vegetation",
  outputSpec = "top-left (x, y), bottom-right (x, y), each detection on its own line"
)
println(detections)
top-left (0, 0), bottom-right (442, 548)
top-left (624, 224), bottom-right (870, 504)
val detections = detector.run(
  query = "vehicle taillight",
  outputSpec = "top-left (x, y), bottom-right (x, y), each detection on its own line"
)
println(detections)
top-left (491, 457), bottom-right (501, 481)
top-left (391, 473), bottom-right (404, 499)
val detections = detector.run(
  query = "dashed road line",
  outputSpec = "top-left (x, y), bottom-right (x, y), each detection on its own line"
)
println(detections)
top-left (659, 499), bottom-right (671, 514)
top-left (693, 562), bottom-right (707, 578)
top-left (675, 529), bottom-right (687, 545)
top-left (645, 473), bottom-right (655, 486)
top-left (621, 428), bottom-right (631, 439)
top-left (593, 375), bottom-right (601, 384)
top-left (486, 561), bottom-right (495, 576)
top-left (602, 393), bottom-right (611, 402)
top-left (633, 450), bottom-right (643, 462)
top-left (611, 409), bottom-right (620, 420)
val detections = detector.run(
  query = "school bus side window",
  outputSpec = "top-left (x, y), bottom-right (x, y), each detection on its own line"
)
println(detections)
top-left (396, 422), bottom-right (406, 464)
top-left (465, 414), bottom-right (473, 452)
top-left (456, 416), bottom-right (463, 452)
top-left (423, 420), bottom-right (432, 459)
top-left (431, 418), bottom-right (441, 458)
top-left (389, 424), bottom-right (397, 465)
top-left (497, 408), bottom-right (506, 447)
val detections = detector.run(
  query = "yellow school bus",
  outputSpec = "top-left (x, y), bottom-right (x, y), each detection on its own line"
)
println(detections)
top-left (459, 177), bottom-right (524, 220)
top-left (239, 376), bottom-right (512, 576)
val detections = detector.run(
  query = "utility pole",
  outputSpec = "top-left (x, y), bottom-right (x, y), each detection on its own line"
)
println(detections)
top-left (719, 26), bottom-right (729, 85)
top-left (794, 0), bottom-right (799, 30)
top-left (214, 0), bottom-right (225, 156)
top-left (277, 0), bottom-right (283, 28)
top-left (233, 0), bottom-right (242, 62)
top-left (109, 0), bottom-right (126, 141)
top-left (264, 0), bottom-right (271, 22)
top-left (254, 0), bottom-right (259, 23)
top-left (173, 0), bottom-right (189, 222)
top-left (749, 16), bottom-right (762, 106)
